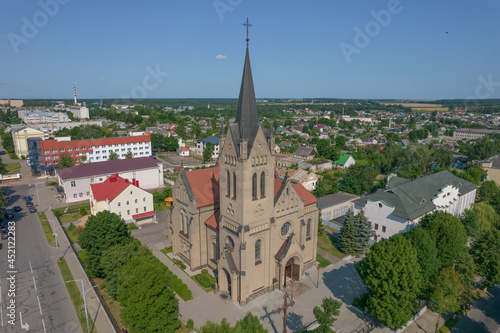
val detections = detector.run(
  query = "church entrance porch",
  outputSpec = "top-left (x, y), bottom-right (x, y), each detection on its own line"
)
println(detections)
top-left (219, 268), bottom-right (233, 302)
top-left (284, 257), bottom-right (300, 288)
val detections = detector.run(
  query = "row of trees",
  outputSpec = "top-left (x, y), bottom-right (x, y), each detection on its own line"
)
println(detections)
top-left (357, 204), bottom-right (500, 330)
top-left (150, 133), bottom-right (179, 152)
top-left (78, 211), bottom-right (192, 332)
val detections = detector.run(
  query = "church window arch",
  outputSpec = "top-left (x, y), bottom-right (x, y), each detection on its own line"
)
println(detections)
top-left (306, 219), bottom-right (312, 239)
top-left (260, 171), bottom-right (266, 197)
top-left (252, 173), bottom-right (258, 200)
top-left (233, 172), bottom-right (237, 198)
top-left (226, 169), bottom-right (230, 197)
top-left (226, 236), bottom-right (235, 250)
top-left (252, 157), bottom-right (255, 166)
top-left (255, 239), bottom-right (262, 263)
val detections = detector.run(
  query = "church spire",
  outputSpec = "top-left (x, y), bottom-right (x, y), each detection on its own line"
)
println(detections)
top-left (235, 20), bottom-right (259, 141)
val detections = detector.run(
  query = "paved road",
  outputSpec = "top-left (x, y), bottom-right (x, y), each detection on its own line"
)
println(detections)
top-left (0, 184), bottom-right (81, 333)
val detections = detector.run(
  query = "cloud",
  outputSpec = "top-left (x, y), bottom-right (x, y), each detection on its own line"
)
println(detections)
top-left (215, 54), bottom-right (228, 61)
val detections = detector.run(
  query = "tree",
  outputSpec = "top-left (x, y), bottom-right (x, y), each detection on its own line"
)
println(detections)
top-left (108, 151), bottom-right (119, 160)
top-left (313, 297), bottom-right (342, 333)
top-left (461, 202), bottom-right (499, 238)
top-left (434, 149), bottom-right (453, 169)
top-left (79, 211), bottom-right (131, 277)
top-left (397, 163), bottom-right (422, 179)
top-left (198, 313), bottom-right (267, 333)
top-left (0, 157), bottom-right (7, 174)
top-left (338, 211), bottom-right (356, 254)
top-left (335, 135), bottom-right (346, 149)
top-left (151, 133), bottom-right (165, 152)
top-left (420, 211), bottom-right (468, 268)
top-left (478, 181), bottom-right (500, 204)
top-left (125, 150), bottom-right (133, 159)
top-left (0, 189), bottom-right (9, 212)
top-left (358, 234), bottom-right (422, 329)
top-left (338, 176), bottom-right (361, 196)
top-left (58, 153), bottom-right (74, 169)
top-left (117, 256), bottom-right (180, 332)
top-left (406, 227), bottom-right (441, 295)
top-left (203, 142), bottom-right (215, 163)
top-left (352, 209), bottom-right (372, 253)
top-left (429, 268), bottom-right (464, 330)
top-left (164, 136), bottom-right (179, 151)
top-left (471, 229), bottom-right (500, 284)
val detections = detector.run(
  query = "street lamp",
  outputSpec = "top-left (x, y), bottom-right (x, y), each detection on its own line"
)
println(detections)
top-left (317, 263), bottom-right (321, 288)
top-left (52, 219), bottom-right (62, 262)
top-left (65, 279), bottom-right (97, 333)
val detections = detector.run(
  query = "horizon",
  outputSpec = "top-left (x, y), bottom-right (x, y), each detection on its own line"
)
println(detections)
top-left (2, 1), bottom-right (499, 100)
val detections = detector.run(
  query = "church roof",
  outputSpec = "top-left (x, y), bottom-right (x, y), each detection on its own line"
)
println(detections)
top-left (184, 165), bottom-right (220, 208)
top-left (235, 47), bottom-right (259, 141)
top-left (274, 177), bottom-right (318, 206)
top-left (204, 209), bottom-right (220, 230)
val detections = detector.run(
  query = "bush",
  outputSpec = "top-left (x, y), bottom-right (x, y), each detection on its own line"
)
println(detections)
top-left (79, 207), bottom-right (87, 216)
top-left (187, 319), bottom-right (194, 328)
top-left (353, 293), bottom-right (368, 310)
top-left (173, 258), bottom-right (186, 270)
top-left (195, 274), bottom-right (215, 289)
top-left (68, 223), bottom-right (76, 232)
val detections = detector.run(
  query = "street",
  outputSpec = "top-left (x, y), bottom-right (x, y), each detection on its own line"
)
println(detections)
top-left (0, 184), bottom-right (81, 333)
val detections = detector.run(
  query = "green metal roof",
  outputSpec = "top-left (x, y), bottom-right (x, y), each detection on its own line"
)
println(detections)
top-left (353, 170), bottom-right (477, 220)
top-left (334, 153), bottom-right (351, 165)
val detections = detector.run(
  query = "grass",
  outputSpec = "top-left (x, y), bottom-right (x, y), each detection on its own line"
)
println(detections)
top-left (192, 269), bottom-right (217, 292)
top-left (316, 253), bottom-right (331, 268)
top-left (94, 278), bottom-right (125, 331)
top-left (5, 162), bottom-right (20, 174)
top-left (65, 224), bottom-right (82, 245)
top-left (438, 316), bottom-right (460, 333)
top-left (127, 223), bottom-right (139, 230)
top-left (57, 258), bottom-right (94, 333)
top-left (161, 246), bottom-right (173, 256)
top-left (46, 181), bottom-right (58, 186)
top-left (38, 212), bottom-right (56, 247)
top-left (54, 203), bottom-right (91, 224)
top-left (317, 232), bottom-right (347, 259)
top-left (154, 202), bottom-right (170, 212)
top-left (59, 211), bottom-right (87, 224)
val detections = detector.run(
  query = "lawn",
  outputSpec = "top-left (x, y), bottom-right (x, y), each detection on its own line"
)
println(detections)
top-left (154, 202), bottom-right (170, 212)
top-left (65, 224), bottom-right (81, 244)
top-left (438, 316), bottom-right (460, 333)
top-left (318, 232), bottom-right (347, 259)
top-left (161, 246), bottom-right (173, 256)
top-left (38, 212), bottom-right (56, 247)
top-left (94, 277), bottom-right (126, 331)
top-left (54, 203), bottom-right (91, 224)
top-left (5, 162), bottom-right (21, 174)
top-left (127, 223), bottom-right (139, 230)
top-left (316, 253), bottom-right (331, 268)
top-left (57, 258), bottom-right (94, 333)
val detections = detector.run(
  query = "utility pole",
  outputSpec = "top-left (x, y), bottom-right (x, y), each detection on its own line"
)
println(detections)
top-left (66, 279), bottom-right (97, 333)
top-left (317, 263), bottom-right (321, 288)
top-left (276, 279), bottom-right (295, 333)
top-left (52, 219), bottom-right (61, 262)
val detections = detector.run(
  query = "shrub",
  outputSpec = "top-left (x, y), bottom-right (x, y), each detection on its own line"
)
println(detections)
top-left (80, 207), bottom-right (87, 216)
top-left (187, 319), bottom-right (194, 328)
top-left (195, 274), bottom-right (214, 289)
top-left (67, 223), bottom-right (76, 232)
top-left (352, 293), bottom-right (368, 310)
top-left (173, 258), bottom-right (186, 270)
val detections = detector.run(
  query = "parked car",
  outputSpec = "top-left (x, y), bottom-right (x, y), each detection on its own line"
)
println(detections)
top-left (4, 209), bottom-right (14, 219)
top-left (26, 201), bottom-right (34, 207)
top-left (1, 230), bottom-right (9, 240)
top-left (29, 206), bottom-right (37, 213)
top-left (13, 206), bottom-right (22, 212)
top-left (23, 195), bottom-right (32, 201)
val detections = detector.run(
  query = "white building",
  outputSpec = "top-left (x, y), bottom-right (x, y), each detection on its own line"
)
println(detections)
top-left (353, 171), bottom-right (477, 242)
top-left (22, 111), bottom-right (71, 124)
top-left (194, 136), bottom-right (220, 159)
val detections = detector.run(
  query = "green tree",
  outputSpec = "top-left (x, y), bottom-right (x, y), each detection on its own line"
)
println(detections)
top-left (0, 157), bottom-right (7, 174)
top-left (434, 149), bottom-right (453, 169)
top-left (313, 297), bottom-right (342, 333)
top-left (358, 234), bottom-right (422, 329)
top-left (352, 209), bottom-right (372, 253)
top-left (124, 150), bottom-right (133, 159)
top-left (338, 211), bottom-right (356, 254)
top-left (79, 211), bottom-right (131, 277)
top-left (151, 133), bottom-right (165, 152)
top-left (233, 313), bottom-right (268, 333)
top-left (164, 136), bottom-right (179, 151)
top-left (118, 257), bottom-right (180, 332)
top-left (454, 254), bottom-right (477, 310)
top-left (406, 227), bottom-right (441, 295)
top-left (203, 142), bottom-right (215, 163)
top-left (338, 176), bottom-right (361, 196)
top-left (461, 202), bottom-right (499, 238)
top-left (108, 151), bottom-right (119, 160)
top-left (58, 153), bottom-right (75, 169)
top-left (335, 135), bottom-right (346, 149)
top-left (471, 229), bottom-right (500, 284)
top-left (420, 211), bottom-right (468, 268)
top-left (429, 268), bottom-right (464, 330)
top-left (397, 163), bottom-right (422, 179)
top-left (0, 189), bottom-right (9, 212)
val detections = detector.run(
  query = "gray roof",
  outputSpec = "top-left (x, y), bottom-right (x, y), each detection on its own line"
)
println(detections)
top-left (294, 146), bottom-right (315, 157)
top-left (317, 191), bottom-right (360, 210)
top-left (353, 171), bottom-right (477, 220)
top-left (201, 136), bottom-right (220, 145)
top-left (57, 157), bottom-right (160, 180)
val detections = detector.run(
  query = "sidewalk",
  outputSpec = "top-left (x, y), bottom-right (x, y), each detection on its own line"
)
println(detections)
top-left (45, 209), bottom-right (116, 333)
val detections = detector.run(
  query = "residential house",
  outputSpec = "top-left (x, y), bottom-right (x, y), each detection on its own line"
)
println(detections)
top-left (398, 139), bottom-right (410, 148)
top-left (353, 171), bottom-right (477, 242)
top-left (333, 153), bottom-right (356, 170)
top-left (293, 146), bottom-right (315, 161)
top-left (279, 141), bottom-right (293, 149)
top-left (481, 154), bottom-right (500, 185)
top-left (194, 136), bottom-right (220, 159)
top-left (177, 147), bottom-right (190, 157)
top-left (289, 169), bottom-right (321, 191)
top-left (90, 174), bottom-right (156, 225)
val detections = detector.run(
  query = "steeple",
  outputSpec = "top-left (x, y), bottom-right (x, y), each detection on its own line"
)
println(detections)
top-left (235, 47), bottom-right (259, 140)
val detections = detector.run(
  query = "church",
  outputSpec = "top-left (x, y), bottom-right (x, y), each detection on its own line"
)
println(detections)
top-left (169, 40), bottom-right (318, 305)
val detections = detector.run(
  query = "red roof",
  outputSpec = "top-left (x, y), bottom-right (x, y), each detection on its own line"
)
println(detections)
top-left (178, 147), bottom-right (189, 151)
top-left (132, 210), bottom-right (156, 219)
top-left (41, 134), bottom-right (150, 151)
top-left (90, 174), bottom-right (140, 202)
top-left (204, 210), bottom-right (220, 230)
top-left (185, 165), bottom-right (220, 208)
top-left (274, 178), bottom-right (318, 206)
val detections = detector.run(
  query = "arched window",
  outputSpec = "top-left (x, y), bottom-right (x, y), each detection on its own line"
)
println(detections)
top-left (306, 219), bottom-right (312, 238)
top-left (181, 214), bottom-right (185, 233)
top-left (226, 236), bottom-right (235, 250)
top-left (233, 172), bottom-right (237, 198)
top-left (226, 170), bottom-right (230, 197)
top-left (252, 173), bottom-right (258, 199)
top-left (260, 171), bottom-right (265, 197)
top-left (255, 240), bottom-right (261, 263)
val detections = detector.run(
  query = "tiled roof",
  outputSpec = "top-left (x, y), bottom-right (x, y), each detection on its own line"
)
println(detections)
top-left (41, 134), bottom-right (150, 150)
top-left (90, 174), bottom-right (136, 202)
top-left (204, 210), bottom-right (220, 230)
top-left (184, 165), bottom-right (220, 208)
top-left (57, 157), bottom-right (160, 180)
top-left (132, 211), bottom-right (156, 219)
top-left (274, 178), bottom-right (318, 206)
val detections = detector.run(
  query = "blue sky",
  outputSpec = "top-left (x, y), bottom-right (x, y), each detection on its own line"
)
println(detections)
top-left (1, 0), bottom-right (499, 100)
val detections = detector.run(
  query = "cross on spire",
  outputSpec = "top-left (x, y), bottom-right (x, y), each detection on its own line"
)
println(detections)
top-left (243, 17), bottom-right (252, 46)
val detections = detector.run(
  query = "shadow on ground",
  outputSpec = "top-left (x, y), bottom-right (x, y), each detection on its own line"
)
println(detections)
top-left (322, 263), bottom-right (367, 305)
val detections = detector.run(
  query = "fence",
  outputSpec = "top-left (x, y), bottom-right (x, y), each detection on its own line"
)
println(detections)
top-left (55, 215), bottom-right (122, 332)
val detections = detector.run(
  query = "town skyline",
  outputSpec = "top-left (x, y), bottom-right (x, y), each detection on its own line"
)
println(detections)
top-left (2, 1), bottom-right (500, 100)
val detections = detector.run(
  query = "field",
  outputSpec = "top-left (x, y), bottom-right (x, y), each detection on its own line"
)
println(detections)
top-left (5, 162), bottom-right (21, 174)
